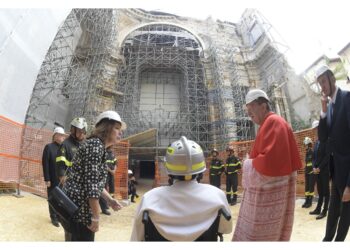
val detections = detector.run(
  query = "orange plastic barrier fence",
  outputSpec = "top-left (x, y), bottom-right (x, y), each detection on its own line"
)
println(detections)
top-left (0, 115), bottom-right (130, 200)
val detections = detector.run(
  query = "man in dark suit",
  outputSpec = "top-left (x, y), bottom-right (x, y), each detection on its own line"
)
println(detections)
top-left (317, 65), bottom-right (350, 241)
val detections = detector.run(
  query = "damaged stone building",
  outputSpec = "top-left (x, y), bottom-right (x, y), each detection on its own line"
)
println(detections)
top-left (23, 8), bottom-right (309, 170)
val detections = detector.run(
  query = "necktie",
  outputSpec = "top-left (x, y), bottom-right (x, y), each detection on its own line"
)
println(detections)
top-left (327, 102), bottom-right (333, 127)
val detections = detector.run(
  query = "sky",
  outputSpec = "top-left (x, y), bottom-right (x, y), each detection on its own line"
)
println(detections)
top-left (3, 0), bottom-right (350, 74)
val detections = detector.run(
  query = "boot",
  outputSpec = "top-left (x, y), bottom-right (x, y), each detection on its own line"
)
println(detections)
top-left (226, 194), bottom-right (231, 204)
top-left (309, 207), bottom-right (321, 215)
top-left (231, 194), bottom-right (237, 206)
top-left (302, 196), bottom-right (308, 208)
top-left (310, 197), bottom-right (322, 214)
top-left (131, 195), bottom-right (136, 203)
top-left (316, 209), bottom-right (327, 220)
top-left (304, 196), bottom-right (312, 208)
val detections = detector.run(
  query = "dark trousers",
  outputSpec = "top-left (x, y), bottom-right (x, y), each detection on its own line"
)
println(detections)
top-left (304, 172), bottom-right (315, 196)
top-left (226, 173), bottom-right (238, 202)
top-left (315, 173), bottom-right (330, 211)
top-left (209, 174), bottom-right (221, 188)
top-left (47, 186), bottom-right (58, 221)
top-left (323, 182), bottom-right (350, 241)
top-left (70, 221), bottom-right (95, 241)
top-left (107, 174), bottom-right (115, 194)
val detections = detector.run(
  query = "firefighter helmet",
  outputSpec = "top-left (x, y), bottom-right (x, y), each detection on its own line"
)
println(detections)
top-left (311, 120), bottom-right (319, 129)
top-left (96, 110), bottom-right (126, 130)
top-left (211, 148), bottom-right (219, 155)
top-left (128, 170), bottom-right (133, 175)
top-left (165, 136), bottom-right (206, 176)
top-left (303, 137), bottom-right (313, 145)
top-left (245, 89), bottom-right (270, 105)
top-left (226, 145), bottom-right (234, 152)
top-left (71, 117), bottom-right (88, 130)
top-left (53, 127), bottom-right (65, 135)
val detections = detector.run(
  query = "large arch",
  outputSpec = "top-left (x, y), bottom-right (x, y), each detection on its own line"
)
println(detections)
top-left (119, 21), bottom-right (206, 51)
top-left (116, 23), bottom-right (209, 165)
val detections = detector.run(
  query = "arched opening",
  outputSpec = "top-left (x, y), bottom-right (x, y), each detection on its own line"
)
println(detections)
top-left (116, 23), bottom-right (209, 183)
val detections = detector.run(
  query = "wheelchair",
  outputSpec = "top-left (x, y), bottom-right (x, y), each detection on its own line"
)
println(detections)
top-left (142, 208), bottom-right (231, 241)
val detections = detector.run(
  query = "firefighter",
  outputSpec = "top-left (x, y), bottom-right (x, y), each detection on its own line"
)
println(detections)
top-left (225, 145), bottom-right (241, 205)
top-left (42, 127), bottom-right (66, 227)
top-left (128, 170), bottom-right (138, 203)
top-left (99, 150), bottom-right (117, 215)
top-left (209, 148), bottom-right (224, 189)
top-left (302, 136), bottom-right (315, 208)
top-left (56, 117), bottom-right (87, 185)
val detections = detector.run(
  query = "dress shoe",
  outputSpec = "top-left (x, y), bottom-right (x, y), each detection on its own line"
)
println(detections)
top-left (102, 210), bottom-right (111, 215)
top-left (309, 209), bottom-right (321, 215)
top-left (316, 212), bottom-right (327, 220)
top-left (51, 220), bottom-right (60, 227)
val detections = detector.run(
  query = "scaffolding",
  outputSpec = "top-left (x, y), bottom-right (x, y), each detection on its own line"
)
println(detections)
top-left (116, 23), bottom-right (210, 153)
top-left (24, 9), bottom-right (120, 131)
top-left (23, 8), bottom-right (295, 157)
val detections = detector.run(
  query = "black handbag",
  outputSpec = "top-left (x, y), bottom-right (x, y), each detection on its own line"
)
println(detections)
top-left (48, 186), bottom-right (79, 223)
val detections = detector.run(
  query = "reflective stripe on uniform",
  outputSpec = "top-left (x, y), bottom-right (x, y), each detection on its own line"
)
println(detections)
top-left (166, 161), bottom-right (205, 172)
top-left (228, 162), bottom-right (241, 167)
top-left (56, 156), bottom-right (72, 167)
top-left (306, 162), bottom-right (312, 167)
top-left (105, 159), bottom-right (117, 164)
top-left (226, 191), bottom-right (233, 195)
top-left (210, 166), bottom-right (222, 169)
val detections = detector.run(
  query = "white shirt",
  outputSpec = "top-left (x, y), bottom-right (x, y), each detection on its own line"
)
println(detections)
top-left (130, 179), bottom-right (232, 241)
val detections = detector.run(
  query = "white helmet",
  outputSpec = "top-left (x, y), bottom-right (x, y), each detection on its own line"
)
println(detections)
top-left (96, 110), bottom-right (126, 130)
top-left (53, 127), bottom-right (65, 135)
top-left (315, 65), bottom-right (331, 79)
top-left (303, 137), bottom-right (313, 145)
top-left (71, 117), bottom-right (88, 130)
top-left (165, 136), bottom-right (206, 176)
top-left (245, 89), bottom-right (270, 105)
top-left (128, 169), bottom-right (133, 175)
top-left (311, 120), bottom-right (319, 129)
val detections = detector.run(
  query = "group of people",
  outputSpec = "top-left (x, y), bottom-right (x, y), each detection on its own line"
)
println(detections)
top-left (42, 111), bottom-right (125, 241)
top-left (42, 64), bottom-right (349, 241)
top-left (209, 146), bottom-right (241, 205)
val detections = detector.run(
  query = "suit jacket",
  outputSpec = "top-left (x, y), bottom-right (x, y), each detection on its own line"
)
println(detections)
top-left (318, 88), bottom-right (350, 191)
top-left (313, 140), bottom-right (329, 175)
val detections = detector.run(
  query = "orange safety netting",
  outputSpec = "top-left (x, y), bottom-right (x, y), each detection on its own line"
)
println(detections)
top-left (0, 115), bottom-right (130, 200)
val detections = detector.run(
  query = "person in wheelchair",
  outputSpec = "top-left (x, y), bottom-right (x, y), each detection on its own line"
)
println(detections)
top-left (130, 136), bottom-right (232, 241)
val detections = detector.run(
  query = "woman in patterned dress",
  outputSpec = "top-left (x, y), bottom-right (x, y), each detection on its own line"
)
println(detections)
top-left (62, 111), bottom-right (126, 241)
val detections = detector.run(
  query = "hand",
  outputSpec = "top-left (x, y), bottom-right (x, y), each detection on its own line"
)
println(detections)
top-left (87, 219), bottom-right (99, 232)
top-left (321, 92), bottom-right (328, 113)
top-left (45, 181), bottom-right (51, 187)
top-left (108, 198), bottom-right (122, 211)
top-left (342, 187), bottom-right (350, 202)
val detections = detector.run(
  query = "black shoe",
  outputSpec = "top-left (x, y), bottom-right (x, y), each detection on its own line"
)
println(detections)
top-left (131, 200), bottom-right (136, 203)
top-left (102, 210), bottom-right (111, 215)
top-left (309, 209), bottom-right (321, 215)
top-left (304, 203), bottom-right (312, 208)
top-left (51, 219), bottom-right (60, 227)
top-left (135, 194), bottom-right (139, 198)
top-left (316, 212), bottom-right (327, 220)
top-left (230, 201), bottom-right (237, 206)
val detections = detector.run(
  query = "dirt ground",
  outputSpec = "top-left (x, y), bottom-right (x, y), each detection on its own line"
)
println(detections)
top-left (0, 179), bottom-right (348, 242)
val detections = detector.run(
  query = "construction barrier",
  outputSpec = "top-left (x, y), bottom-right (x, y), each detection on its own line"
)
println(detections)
top-left (0, 115), bottom-right (129, 200)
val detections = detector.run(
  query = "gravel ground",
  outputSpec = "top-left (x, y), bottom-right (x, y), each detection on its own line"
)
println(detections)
top-left (0, 179), bottom-right (348, 242)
